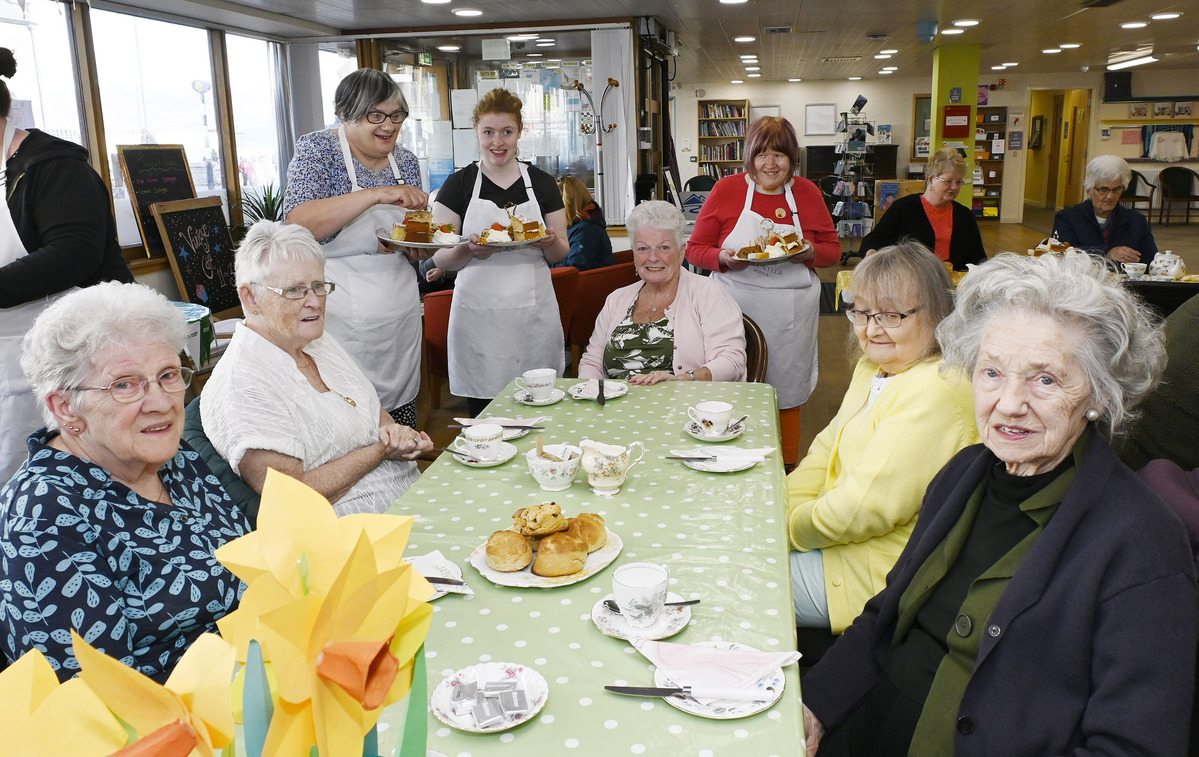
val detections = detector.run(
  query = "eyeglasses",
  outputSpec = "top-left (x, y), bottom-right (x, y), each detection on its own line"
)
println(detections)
top-left (256, 281), bottom-right (336, 299)
top-left (845, 307), bottom-right (921, 329)
top-left (1092, 185), bottom-right (1124, 197)
top-left (73, 367), bottom-right (194, 403)
top-left (934, 176), bottom-right (966, 189)
top-left (364, 109), bottom-right (406, 124)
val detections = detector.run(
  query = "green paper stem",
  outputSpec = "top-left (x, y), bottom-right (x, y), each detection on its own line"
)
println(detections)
top-left (398, 645), bottom-right (428, 756)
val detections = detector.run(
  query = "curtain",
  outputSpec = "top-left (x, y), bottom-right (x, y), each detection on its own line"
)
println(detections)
top-left (591, 28), bottom-right (635, 224)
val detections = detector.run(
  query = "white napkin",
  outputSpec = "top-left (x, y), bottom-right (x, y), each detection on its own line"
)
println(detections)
top-left (404, 550), bottom-right (473, 596)
top-left (569, 379), bottom-right (625, 399)
top-left (453, 416), bottom-right (548, 427)
top-left (670, 446), bottom-right (775, 463)
top-left (632, 638), bottom-right (799, 691)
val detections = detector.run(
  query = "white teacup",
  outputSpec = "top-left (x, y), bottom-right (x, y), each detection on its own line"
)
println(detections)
top-left (1122, 262), bottom-right (1147, 279)
top-left (516, 368), bottom-right (558, 401)
top-left (688, 401), bottom-right (734, 435)
top-left (461, 423), bottom-right (503, 461)
top-left (612, 562), bottom-right (670, 629)
top-left (525, 444), bottom-right (582, 491)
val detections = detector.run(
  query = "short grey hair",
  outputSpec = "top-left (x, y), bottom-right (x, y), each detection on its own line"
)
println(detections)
top-left (627, 200), bottom-right (687, 251)
top-left (333, 68), bottom-right (409, 124)
top-left (937, 251), bottom-right (1165, 433)
top-left (235, 221), bottom-right (326, 290)
top-left (1084, 155), bottom-right (1132, 194)
top-left (21, 282), bottom-right (186, 430)
top-left (849, 240), bottom-right (954, 361)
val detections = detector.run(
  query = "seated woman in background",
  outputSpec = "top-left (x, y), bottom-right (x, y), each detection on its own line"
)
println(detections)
top-left (0, 282), bottom-right (250, 681)
top-left (788, 242), bottom-right (978, 634)
top-left (859, 147), bottom-right (987, 271)
top-left (554, 175), bottom-right (614, 271)
top-left (1052, 154), bottom-right (1157, 265)
top-left (579, 200), bottom-right (745, 385)
top-left (201, 221), bottom-right (432, 517)
top-left (803, 251), bottom-right (1195, 757)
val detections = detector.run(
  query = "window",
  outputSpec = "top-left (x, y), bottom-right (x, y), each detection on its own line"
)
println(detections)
top-left (0, 0), bottom-right (82, 144)
top-left (318, 44), bottom-right (357, 129)
top-left (226, 34), bottom-right (283, 196)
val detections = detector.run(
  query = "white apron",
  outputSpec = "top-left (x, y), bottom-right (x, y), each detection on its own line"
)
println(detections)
top-left (448, 162), bottom-right (563, 398)
top-left (711, 175), bottom-right (820, 408)
top-left (0, 120), bottom-right (72, 479)
top-left (319, 127), bottom-right (422, 411)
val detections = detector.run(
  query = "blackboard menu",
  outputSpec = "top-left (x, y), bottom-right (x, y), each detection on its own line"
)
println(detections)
top-left (151, 196), bottom-right (241, 319)
top-left (118, 145), bottom-right (196, 255)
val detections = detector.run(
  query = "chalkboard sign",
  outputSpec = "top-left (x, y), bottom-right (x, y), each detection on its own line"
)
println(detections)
top-left (118, 145), bottom-right (196, 255)
top-left (151, 196), bottom-right (242, 320)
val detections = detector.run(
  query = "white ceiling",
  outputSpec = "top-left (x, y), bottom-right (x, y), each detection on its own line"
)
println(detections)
top-left (114, 0), bottom-right (1199, 82)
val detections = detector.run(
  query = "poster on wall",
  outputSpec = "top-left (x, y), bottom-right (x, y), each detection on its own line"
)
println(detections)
top-left (1128, 102), bottom-right (1149, 118)
top-left (942, 105), bottom-right (971, 138)
top-left (977, 86), bottom-right (989, 106)
top-left (1175, 102), bottom-right (1193, 117)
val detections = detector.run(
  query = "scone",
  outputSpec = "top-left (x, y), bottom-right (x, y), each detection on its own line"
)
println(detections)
top-left (485, 530), bottom-right (533, 572)
top-left (513, 502), bottom-right (569, 536)
top-left (531, 531), bottom-right (588, 577)
top-left (567, 513), bottom-right (606, 552)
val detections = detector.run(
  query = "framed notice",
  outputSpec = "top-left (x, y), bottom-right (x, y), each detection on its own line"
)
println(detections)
top-left (117, 144), bottom-right (196, 256)
top-left (805, 103), bottom-right (837, 136)
top-left (942, 105), bottom-right (972, 138)
top-left (151, 196), bottom-right (241, 320)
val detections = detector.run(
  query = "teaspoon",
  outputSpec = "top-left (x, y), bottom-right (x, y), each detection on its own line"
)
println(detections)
top-left (603, 598), bottom-right (700, 615)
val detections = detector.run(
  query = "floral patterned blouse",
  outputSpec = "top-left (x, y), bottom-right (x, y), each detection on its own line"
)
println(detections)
top-left (601, 300), bottom-right (676, 379)
top-left (0, 430), bottom-right (250, 682)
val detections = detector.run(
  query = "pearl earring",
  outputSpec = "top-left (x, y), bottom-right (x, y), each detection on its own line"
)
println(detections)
top-left (1085, 409), bottom-right (1100, 422)
top-left (67, 425), bottom-right (80, 433)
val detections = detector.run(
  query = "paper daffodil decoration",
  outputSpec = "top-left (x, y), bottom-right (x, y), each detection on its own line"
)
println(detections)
top-left (215, 469), bottom-right (434, 757)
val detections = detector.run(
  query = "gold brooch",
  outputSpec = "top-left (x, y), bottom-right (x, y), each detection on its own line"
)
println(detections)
top-left (775, 208), bottom-right (786, 219)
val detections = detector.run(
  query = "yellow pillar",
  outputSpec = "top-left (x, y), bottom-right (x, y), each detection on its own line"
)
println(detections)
top-left (930, 45), bottom-right (980, 208)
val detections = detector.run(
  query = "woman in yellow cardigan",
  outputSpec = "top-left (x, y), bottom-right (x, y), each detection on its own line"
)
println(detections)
top-left (787, 241), bottom-right (979, 633)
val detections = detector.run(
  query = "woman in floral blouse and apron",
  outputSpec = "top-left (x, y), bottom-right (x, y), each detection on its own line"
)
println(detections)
top-left (432, 88), bottom-right (568, 416)
top-left (687, 117), bottom-right (840, 468)
top-left (283, 68), bottom-right (428, 427)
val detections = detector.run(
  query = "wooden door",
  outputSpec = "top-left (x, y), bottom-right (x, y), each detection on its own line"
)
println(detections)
top-left (1065, 95), bottom-right (1090, 206)
top-left (1045, 94), bottom-right (1064, 211)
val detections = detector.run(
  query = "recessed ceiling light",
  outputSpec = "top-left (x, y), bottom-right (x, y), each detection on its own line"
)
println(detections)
top-left (1003, 61), bottom-right (1018, 66)
top-left (941, 29), bottom-right (965, 35)
top-left (880, 49), bottom-right (898, 54)
top-left (506, 34), bottom-right (537, 40)
top-left (1059, 43), bottom-right (1081, 48)
top-left (1107, 54), bottom-right (1157, 70)
top-left (991, 65), bottom-right (1006, 70)
top-left (1043, 48), bottom-right (1062, 54)
top-left (745, 66), bottom-right (761, 71)
top-left (437, 45), bottom-right (460, 52)
top-left (739, 54), bottom-right (757, 59)
top-left (527, 53), bottom-right (543, 57)
top-left (747, 73), bottom-right (761, 77)
top-left (848, 76), bottom-right (862, 80)
top-left (874, 54), bottom-right (892, 59)
top-left (453, 8), bottom-right (483, 16)
top-left (734, 36), bottom-right (756, 43)
top-left (421, 0), bottom-right (451, 4)
top-left (1121, 21), bottom-right (1148, 29)
top-left (879, 70), bottom-right (893, 75)
top-left (536, 41), bottom-right (556, 47)
top-left (731, 79), bottom-right (744, 84)
top-left (788, 78), bottom-right (802, 82)
top-left (720, 0), bottom-right (750, 3)
top-left (1150, 12), bottom-right (1180, 20)
top-left (882, 66), bottom-right (898, 71)
top-left (953, 19), bottom-right (980, 26)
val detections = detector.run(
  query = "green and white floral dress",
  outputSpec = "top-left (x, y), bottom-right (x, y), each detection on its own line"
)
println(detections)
top-left (601, 298), bottom-right (675, 379)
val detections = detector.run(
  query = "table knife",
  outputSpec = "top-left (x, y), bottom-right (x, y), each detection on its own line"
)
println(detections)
top-left (447, 424), bottom-right (544, 430)
top-left (597, 378), bottom-right (606, 406)
top-left (604, 685), bottom-right (774, 701)
top-left (422, 575), bottom-right (467, 587)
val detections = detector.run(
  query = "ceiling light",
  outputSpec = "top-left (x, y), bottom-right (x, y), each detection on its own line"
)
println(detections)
top-left (547, 59), bottom-right (561, 62)
top-left (882, 66), bottom-right (898, 70)
top-left (1043, 48), bottom-right (1062, 54)
top-left (879, 70), bottom-right (893, 75)
top-left (848, 76), bottom-right (862, 80)
top-left (991, 65), bottom-right (1006, 70)
top-left (734, 36), bottom-right (756, 43)
top-left (731, 79), bottom-right (744, 84)
top-left (953, 19), bottom-right (980, 26)
top-left (1059, 43), bottom-right (1081, 48)
top-left (527, 53), bottom-right (543, 57)
top-left (1121, 21), bottom-right (1148, 29)
top-left (941, 29), bottom-right (965, 35)
top-left (437, 45), bottom-right (460, 52)
top-left (506, 34), bottom-right (537, 40)
top-left (720, 0), bottom-right (750, 3)
top-left (536, 41), bottom-right (556, 47)
top-left (874, 54), bottom-right (892, 59)
top-left (748, 73), bottom-right (761, 77)
top-left (1150, 12), bottom-right (1180, 20)
top-left (421, 0), bottom-right (451, 3)
top-left (745, 66), bottom-right (760, 71)
top-left (788, 78), bottom-right (802, 82)
top-left (1107, 55), bottom-right (1157, 70)
top-left (1003, 61), bottom-right (1018, 66)
top-left (740, 54), bottom-right (757, 59)
top-left (880, 49), bottom-right (898, 54)
top-left (453, 8), bottom-right (483, 16)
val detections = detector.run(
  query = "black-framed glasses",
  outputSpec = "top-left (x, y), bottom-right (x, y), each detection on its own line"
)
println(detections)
top-left (845, 307), bottom-right (921, 328)
top-left (257, 281), bottom-right (336, 299)
top-left (1092, 185), bottom-right (1124, 197)
top-left (73, 367), bottom-right (194, 403)
top-left (364, 109), bottom-right (406, 124)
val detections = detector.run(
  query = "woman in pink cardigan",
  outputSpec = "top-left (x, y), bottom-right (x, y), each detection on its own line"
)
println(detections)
top-left (579, 201), bottom-right (746, 384)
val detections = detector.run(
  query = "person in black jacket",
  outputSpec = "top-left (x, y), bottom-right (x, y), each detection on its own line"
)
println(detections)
top-left (859, 148), bottom-right (986, 271)
top-left (554, 174), bottom-right (614, 271)
top-left (1051, 154), bottom-right (1157, 265)
top-left (1, 47), bottom-right (132, 479)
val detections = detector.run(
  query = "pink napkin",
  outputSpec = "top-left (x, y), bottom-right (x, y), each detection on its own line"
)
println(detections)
top-left (631, 638), bottom-right (799, 690)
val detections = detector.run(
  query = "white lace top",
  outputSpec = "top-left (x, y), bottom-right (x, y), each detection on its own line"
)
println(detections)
top-left (200, 325), bottom-right (418, 516)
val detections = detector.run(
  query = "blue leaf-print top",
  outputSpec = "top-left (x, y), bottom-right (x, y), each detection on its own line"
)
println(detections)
top-left (0, 430), bottom-right (250, 682)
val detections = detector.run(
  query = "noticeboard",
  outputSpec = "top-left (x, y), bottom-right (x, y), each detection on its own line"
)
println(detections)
top-left (118, 144), bottom-right (196, 255)
top-left (151, 196), bottom-right (241, 320)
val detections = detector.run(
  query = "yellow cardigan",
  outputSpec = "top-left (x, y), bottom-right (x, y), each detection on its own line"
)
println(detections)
top-left (786, 357), bottom-right (979, 633)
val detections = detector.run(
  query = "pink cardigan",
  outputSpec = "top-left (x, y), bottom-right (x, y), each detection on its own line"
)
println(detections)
top-left (579, 268), bottom-right (747, 381)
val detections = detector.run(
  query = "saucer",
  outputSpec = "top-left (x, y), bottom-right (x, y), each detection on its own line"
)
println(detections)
top-left (513, 387), bottom-right (566, 406)
top-left (684, 419), bottom-right (746, 443)
top-left (591, 591), bottom-right (692, 641)
top-left (430, 661), bottom-right (549, 733)
top-left (568, 380), bottom-right (629, 401)
top-left (448, 440), bottom-right (518, 467)
top-left (653, 641), bottom-right (785, 720)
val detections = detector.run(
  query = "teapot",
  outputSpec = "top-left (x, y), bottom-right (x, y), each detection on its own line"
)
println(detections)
top-left (579, 439), bottom-right (646, 496)
top-left (1149, 250), bottom-right (1186, 280)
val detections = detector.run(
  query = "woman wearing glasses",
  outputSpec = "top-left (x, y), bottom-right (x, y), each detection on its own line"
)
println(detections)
top-left (1051, 155), bottom-right (1157, 265)
top-left (0, 282), bottom-right (250, 681)
top-left (282, 68), bottom-right (428, 428)
top-left (201, 222), bottom-right (432, 517)
top-left (787, 242), bottom-right (978, 633)
top-left (859, 148), bottom-right (987, 271)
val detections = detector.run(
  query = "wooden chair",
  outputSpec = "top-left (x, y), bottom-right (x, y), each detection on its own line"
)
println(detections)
top-left (1158, 166), bottom-right (1199, 226)
top-left (1118, 169), bottom-right (1156, 221)
top-left (743, 313), bottom-right (769, 383)
top-left (422, 289), bottom-right (453, 409)
top-left (568, 261), bottom-right (639, 371)
top-left (551, 266), bottom-right (579, 351)
top-left (613, 249), bottom-right (634, 265)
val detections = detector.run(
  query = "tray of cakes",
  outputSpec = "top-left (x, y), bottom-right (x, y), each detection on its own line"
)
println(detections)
top-left (1029, 234), bottom-right (1078, 257)
top-left (477, 211), bottom-right (548, 247)
top-left (733, 229), bottom-right (811, 265)
top-left (377, 209), bottom-right (465, 249)
top-left (469, 502), bottom-right (622, 587)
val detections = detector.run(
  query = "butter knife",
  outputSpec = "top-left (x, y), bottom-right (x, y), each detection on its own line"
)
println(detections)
top-left (597, 378), bottom-right (606, 406)
top-left (448, 424), bottom-right (544, 430)
top-left (604, 685), bottom-right (774, 701)
top-left (422, 575), bottom-right (467, 587)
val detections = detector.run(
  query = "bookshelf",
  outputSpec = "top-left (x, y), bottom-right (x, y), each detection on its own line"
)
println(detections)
top-left (698, 99), bottom-right (749, 179)
top-left (973, 106), bottom-right (1007, 220)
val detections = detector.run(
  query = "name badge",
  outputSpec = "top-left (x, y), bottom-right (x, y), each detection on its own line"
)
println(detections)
top-left (775, 208), bottom-right (786, 219)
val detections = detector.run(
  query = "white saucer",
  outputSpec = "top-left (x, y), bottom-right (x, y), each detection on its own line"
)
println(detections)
top-left (448, 440), bottom-right (518, 467)
top-left (513, 387), bottom-right (566, 406)
top-left (568, 380), bottom-right (629, 401)
top-left (591, 592), bottom-right (692, 641)
top-left (684, 419), bottom-right (746, 443)
top-left (673, 447), bottom-right (762, 473)
top-left (654, 641), bottom-right (785, 720)
top-left (430, 661), bottom-right (549, 733)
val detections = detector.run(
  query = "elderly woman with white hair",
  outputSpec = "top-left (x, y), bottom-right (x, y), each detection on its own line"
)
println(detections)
top-left (802, 251), bottom-right (1195, 757)
top-left (0, 282), bottom-right (250, 681)
top-left (201, 221), bottom-right (432, 517)
top-left (1052, 154), bottom-right (1157, 265)
top-left (578, 200), bottom-right (746, 384)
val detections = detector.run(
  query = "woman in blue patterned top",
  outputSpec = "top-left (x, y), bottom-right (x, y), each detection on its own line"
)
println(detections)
top-left (0, 282), bottom-right (250, 682)
top-left (283, 68), bottom-right (429, 428)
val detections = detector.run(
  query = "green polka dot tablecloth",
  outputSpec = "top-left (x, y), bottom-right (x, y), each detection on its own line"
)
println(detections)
top-left (386, 379), bottom-right (805, 756)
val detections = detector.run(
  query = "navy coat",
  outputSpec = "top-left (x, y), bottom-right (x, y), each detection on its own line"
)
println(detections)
top-left (1052, 200), bottom-right (1158, 264)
